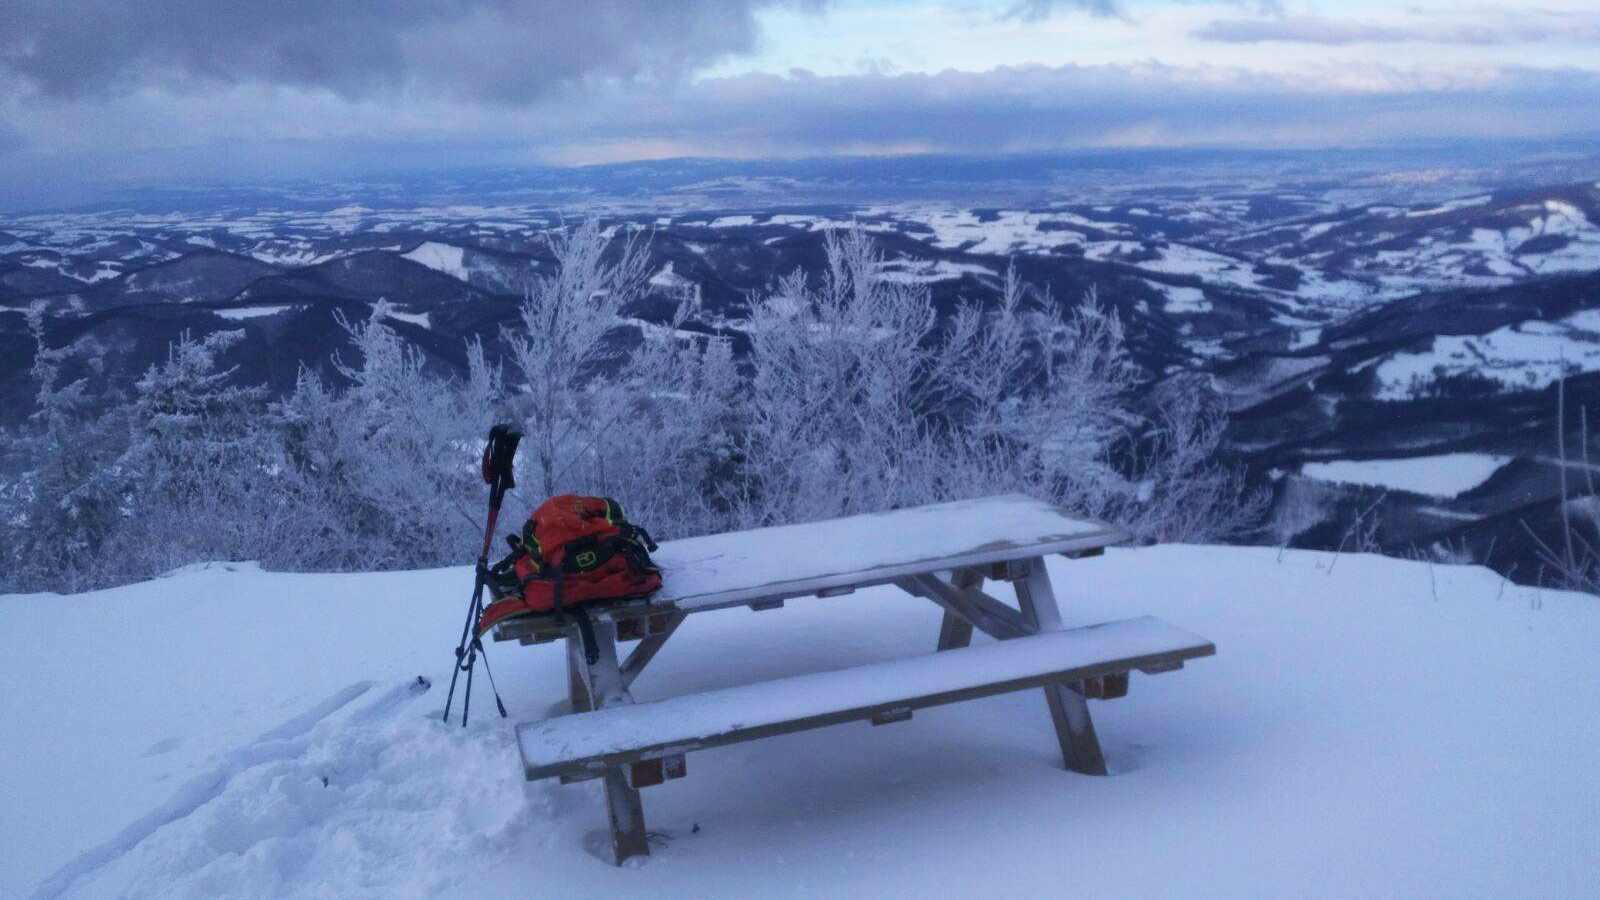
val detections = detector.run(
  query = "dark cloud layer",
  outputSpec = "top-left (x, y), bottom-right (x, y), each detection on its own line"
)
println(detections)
top-left (567, 63), bottom-right (1600, 155)
top-left (0, 0), bottom-right (817, 102)
top-left (1, 3), bottom-right (1598, 206)
top-left (0, 120), bottom-right (25, 155)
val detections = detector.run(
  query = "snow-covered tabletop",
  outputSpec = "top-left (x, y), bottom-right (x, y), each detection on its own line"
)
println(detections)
top-left (645, 494), bottom-right (1125, 614)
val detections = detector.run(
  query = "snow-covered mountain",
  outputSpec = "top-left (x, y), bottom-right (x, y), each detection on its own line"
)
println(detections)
top-left (5, 547), bottom-right (1596, 899)
top-left (4, 171), bottom-right (1600, 586)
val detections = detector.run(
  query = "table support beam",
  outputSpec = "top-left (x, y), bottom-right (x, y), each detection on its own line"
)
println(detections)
top-left (1013, 558), bottom-right (1108, 776)
top-left (620, 611), bottom-right (686, 689)
top-left (907, 560), bottom-right (1109, 776)
top-left (934, 569), bottom-right (981, 651)
top-left (566, 638), bottom-right (593, 714)
top-left (578, 620), bottom-right (651, 865)
top-left (903, 573), bottom-right (1029, 641)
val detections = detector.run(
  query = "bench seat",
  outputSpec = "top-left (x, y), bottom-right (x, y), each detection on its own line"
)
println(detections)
top-left (517, 615), bottom-right (1214, 781)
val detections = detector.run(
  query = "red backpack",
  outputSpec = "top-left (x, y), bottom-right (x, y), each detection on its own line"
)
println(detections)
top-left (477, 495), bottom-right (661, 636)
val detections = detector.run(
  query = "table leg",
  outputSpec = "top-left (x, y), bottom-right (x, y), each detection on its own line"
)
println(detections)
top-left (579, 619), bottom-right (651, 864)
top-left (1013, 557), bottom-right (1109, 776)
top-left (566, 636), bottom-right (593, 713)
top-left (935, 569), bottom-right (980, 651)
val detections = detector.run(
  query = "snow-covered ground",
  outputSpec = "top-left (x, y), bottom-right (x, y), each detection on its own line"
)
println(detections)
top-left (402, 242), bottom-right (470, 281)
top-left (1375, 309), bottom-right (1600, 400)
top-left (1300, 453), bottom-right (1511, 498)
top-left (4, 546), bottom-right (1596, 899)
top-left (212, 305), bottom-right (291, 321)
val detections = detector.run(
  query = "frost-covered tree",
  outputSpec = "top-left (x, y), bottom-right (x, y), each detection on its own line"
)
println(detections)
top-left (274, 302), bottom-right (497, 570)
top-left (0, 308), bottom-right (128, 592)
top-left (939, 275), bottom-right (1139, 511)
top-left (585, 307), bottom-right (741, 537)
top-left (728, 229), bottom-right (1261, 542)
top-left (120, 329), bottom-right (264, 501)
top-left (97, 328), bottom-right (275, 578)
top-left (731, 227), bottom-right (953, 524)
top-left (498, 221), bottom-right (739, 538)
top-left (1110, 374), bottom-right (1267, 543)
top-left (0, 223), bottom-right (1264, 595)
top-left (504, 220), bottom-right (653, 500)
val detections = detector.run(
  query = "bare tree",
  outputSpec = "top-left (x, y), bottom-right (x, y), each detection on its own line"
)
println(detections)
top-left (1522, 376), bottom-right (1600, 593)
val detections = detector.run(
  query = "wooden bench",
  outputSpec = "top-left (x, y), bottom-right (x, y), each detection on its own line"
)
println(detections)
top-left (495, 495), bottom-right (1215, 865)
top-left (518, 616), bottom-right (1213, 781)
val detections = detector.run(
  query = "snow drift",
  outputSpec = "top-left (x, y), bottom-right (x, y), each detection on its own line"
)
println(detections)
top-left (2, 546), bottom-right (1597, 899)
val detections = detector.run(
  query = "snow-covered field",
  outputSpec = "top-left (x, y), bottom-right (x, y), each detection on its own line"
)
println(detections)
top-left (4, 546), bottom-right (1597, 899)
top-left (402, 241), bottom-right (469, 281)
top-left (1375, 309), bottom-right (1600, 400)
top-left (1300, 453), bottom-right (1511, 498)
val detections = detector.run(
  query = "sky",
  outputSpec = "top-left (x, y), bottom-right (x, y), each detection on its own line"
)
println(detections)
top-left (2, 0), bottom-right (1599, 203)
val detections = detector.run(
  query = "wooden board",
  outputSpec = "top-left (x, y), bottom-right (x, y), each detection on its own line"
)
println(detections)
top-left (516, 615), bottom-right (1212, 781)
top-left (494, 495), bottom-right (1124, 642)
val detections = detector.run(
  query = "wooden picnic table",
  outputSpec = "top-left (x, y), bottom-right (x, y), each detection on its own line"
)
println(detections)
top-left (492, 494), bottom-right (1215, 865)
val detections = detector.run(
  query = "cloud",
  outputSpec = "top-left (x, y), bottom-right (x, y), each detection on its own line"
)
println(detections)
top-left (0, 0), bottom-right (821, 103)
top-left (3, 56), bottom-right (1598, 206)
top-left (1002, 0), bottom-right (1121, 22)
top-left (1195, 12), bottom-right (1600, 46)
top-left (625, 63), bottom-right (1600, 154)
top-left (0, 120), bottom-right (24, 155)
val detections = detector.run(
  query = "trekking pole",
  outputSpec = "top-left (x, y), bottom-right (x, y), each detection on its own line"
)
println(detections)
top-left (443, 424), bottom-right (522, 726)
top-left (474, 635), bottom-right (509, 717)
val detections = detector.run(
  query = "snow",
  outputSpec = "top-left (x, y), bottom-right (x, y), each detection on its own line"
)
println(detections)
top-left (1142, 279), bottom-right (1211, 314)
top-left (1213, 355), bottom-right (1328, 410)
top-left (1375, 310), bottom-right (1600, 399)
top-left (1289, 327), bottom-right (1322, 351)
top-left (213, 305), bottom-right (292, 321)
top-left (402, 242), bottom-right (469, 281)
top-left (877, 258), bottom-right (998, 285)
top-left (914, 209), bottom-right (1090, 255)
top-left (247, 242), bottom-right (337, 267)
top-left (1300, 453), bottom-right (1510, 498)
top-left (383, 310), bottom-right (431, 330)
top-left (652, 495), bottom-right (1114, 612)
top-left (79, 263), bottom-right (122, 283)
top-left (1301, 220), bottom-right (1338, 240)
top-left (649, 261), bottom-right (693, 291)
top-left (1404, 195), bottom-right (1490, 218)
top-left (707, 215), bottom-right (755, 228)
top-left (4, 544), bottom-right (1599, 899)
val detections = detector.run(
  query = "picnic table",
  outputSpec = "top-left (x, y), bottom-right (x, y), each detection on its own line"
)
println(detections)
top-left (493, 494), bottom-right (1215, 865)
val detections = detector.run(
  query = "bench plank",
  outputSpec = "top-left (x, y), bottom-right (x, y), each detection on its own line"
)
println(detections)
top-left (516, 615), bottom-right (1213, 780)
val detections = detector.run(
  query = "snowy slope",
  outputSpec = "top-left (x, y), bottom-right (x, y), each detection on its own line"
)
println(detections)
top-left (3, 547), bottom-right (1598, 899)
